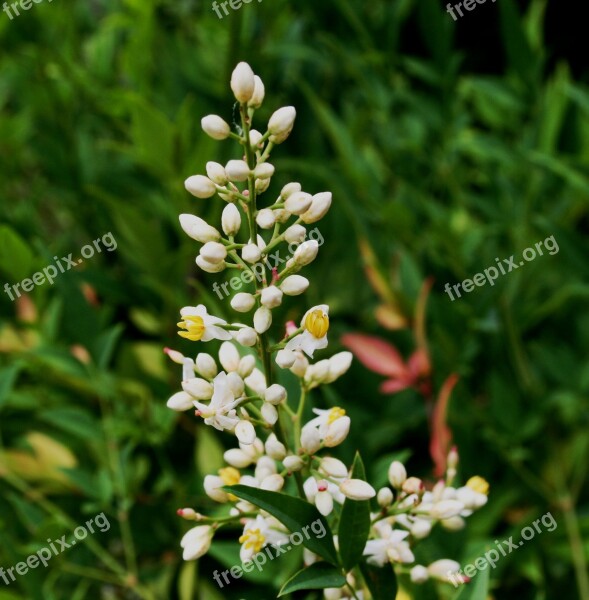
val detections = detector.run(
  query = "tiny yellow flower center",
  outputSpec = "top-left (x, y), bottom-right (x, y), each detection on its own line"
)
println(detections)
top-left (239, 528), bottom-right (266, 554)
top-left (219, 467), bottom-right (241, 487)
top-left (327, 407), bottom-right (346, 424)
top-left (466, 476), bottom-right (489, 495)
top-left (304, 310), bottom-right (329, 339)
top-left (177, 315), bottom-right (205, 341)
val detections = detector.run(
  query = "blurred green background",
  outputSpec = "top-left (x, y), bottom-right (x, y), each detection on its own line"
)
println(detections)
top-left (1, 0), bottom-right (588, 598)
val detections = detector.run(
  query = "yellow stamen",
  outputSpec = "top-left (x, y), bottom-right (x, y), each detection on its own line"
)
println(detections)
top-left (466, 476), bottom-right (489, 495)
top-left (327, 407), bottom-right (346, 424)
top-left (219, 467), bottom-right (241, 486)
top-left (177, 315), bottom-right (205, 341)
top-left (304, 309), bottom-right (329, 339)
top-left (239, 528), bottom-right (266, 554)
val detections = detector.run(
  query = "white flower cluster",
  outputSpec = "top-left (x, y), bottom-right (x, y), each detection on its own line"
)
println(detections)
top-left (166, 62), bottom-right (488, 598)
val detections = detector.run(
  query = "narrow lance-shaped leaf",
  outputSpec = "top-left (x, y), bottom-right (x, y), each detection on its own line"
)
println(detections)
top-left (338, 452), bottom-right (371, 571)
top-left (360, 560), bottom-right (398, 600)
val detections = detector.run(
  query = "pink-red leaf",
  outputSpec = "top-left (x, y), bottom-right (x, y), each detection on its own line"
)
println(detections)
top-left (429, 374), bottom-right (459, 477)
top-left (341, 333), bottom-right (408, 378)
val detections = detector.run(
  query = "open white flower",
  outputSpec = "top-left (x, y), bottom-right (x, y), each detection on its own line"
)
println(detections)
top-left (193, 372), bottom-right (254, 444)
top-left (177, 305), bottom-right (232, 342)
top-left (302, 407), bottom-right (351, 448)
top-left (303, 477), bottom-right (345, 516)
top-left (363, 521), bottom-right (415, 566)
top-left (239, 515), bottom-right (289, 562)
top-left (285, 304), bottom-right (329, 357)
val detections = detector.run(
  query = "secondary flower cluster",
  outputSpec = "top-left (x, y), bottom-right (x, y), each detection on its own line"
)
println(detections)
top-left (166, 62), bottom-right (488, 598)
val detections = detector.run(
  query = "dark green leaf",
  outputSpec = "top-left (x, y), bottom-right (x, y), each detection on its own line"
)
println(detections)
top-left (338, 452), bottom-right (371, 571)
top-left (360, 560), bottom-right (398, 600)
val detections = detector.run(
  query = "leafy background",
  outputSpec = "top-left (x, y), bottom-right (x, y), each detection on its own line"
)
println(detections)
top-left (1, 0), bottom-right (588, 598)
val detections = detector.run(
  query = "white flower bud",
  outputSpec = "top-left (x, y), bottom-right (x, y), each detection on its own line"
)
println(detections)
top-left (300, 426), bottom-right (321, 455)
top-left (273, 209), bottom-right (291, 223)
top-left (280, 275), bottom-right (309, 296)
top-left (253, 306), bottom-right (272, 333)
top-left (428, 560), bottom-right (461, 581)
top-left (167, 391), bottom-right (194, 411)
top-left (200, 242), bottom-right (227, 264)
top-left (236, 355), bottom-right (255, 378)
top-left (222, 203), bottom-right (242, 236)
top-left (204, 475), bottom-right (229, 503)
top-left (164, 348), bottom-right (185, 364)
top-left (285, 191), bottom-right (313, 215)
top-left (441, 516), bottom-right (466, 531)
top-left (280, 182), bottom-right (301, 199)
top-left (226, 372), bottom-right (245, 397)
top-left (304, 360), bottom-right (330, 386)
top-left (410, 565), bottom-right (429, 584)
top-left (261, 402), bottom-right (278, 425)
top-left (182, 378), bottom-right (214, 400)
top-left (231, 293), bottom-right (256, 313)
top-left (340, 479), bottom-right (376, 500)
top-left (284, 224), bottom-right (306, 244)
top-left (290, 351), bottom-right (309, 377)
top-left (256, 208), bottom-right (276, 229)
top-left (201, 115), bottom-right (231, 140)
top-left (205, 161), bottom-right (228, 185)
top-left (195, 255), bottom-right (226, 273)
top-left (244, 367), bottom-right (267, 395)
top-left (402, 477), bottom-right (423, 495)
top-left (292, 240), bottom-right (319, 267)
top-left (430, 500), bottom-right (464, 520)
top-left (248, 75), bottom-right (265, 108)
top-left (261, 285), bottom-right (283, 308)
top-left (264, 383), bottom-right (286, 405)
top-left (283, 455), bottom-right (304, 472)
top-left (255, 178), bottom-right (271, 194)
top-left (315, 491), bottom-right (334, 516)
top-left (325, 352), bottom-right (353, 383)
top-left (242, 243), bottom-right (262, 264)
top-left (319, 457), bottom-right (348, 479)
top-left (324, 417), bottom-right (351, 447)
top-left (230, 62), bottom-right (255, 103)
top-left (265, 434), bottom-right (287, 460)
top-left (388, 461), bottom-right (407, 489)
top-left (235, 420), bottom-right (256, 445)
top-left (249, 129), bottom-right (263, 148)
top-left (179, 214), bottom-right (220, 243)
top-left (254, 163), bottom-right (275, 180)
top-left (225, 160), bottom-right (250, 182)
top-left (377, 487), bottom-right (394, 508)
top-left (224, 448), bottom-right (254, 469)
top-left (185, 175), bottom-right (216, 199)
top-left (195, 353), bottom-right (218, 379)
top-left (411, 520), bottom-right (432, 539)
top-left (261, 473), bottom-right (284, 492)
top-left (300, 192), bottom-right (332, 224)
top-left (236, 327), bottom-right (258, 347)
top-left (276, 349), bottom-right (296, 368)
top-left (181, 525), bottom-right (213, 561)
top-left (219, 342), bottom-right (240, 372)
top-left (268, 106), bottom-right (296, 143)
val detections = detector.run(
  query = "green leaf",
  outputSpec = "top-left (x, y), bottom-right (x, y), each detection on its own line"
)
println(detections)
top-left (0, 225), bottom-right (34, 282)
top-left (224, 485), bottom-right (338, 565)
top-left (0, 364), bottom-right (22, 409)
top-left (338, 452), bottom-right (371, 571)
top-left (451, 561), bottom-right (490, 600)
top-left (278, 562), bottom-right (346, 596)
top-left (360, 560), bottom-right (398, 600)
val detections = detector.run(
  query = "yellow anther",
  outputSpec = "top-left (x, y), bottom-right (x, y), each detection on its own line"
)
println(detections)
top-left (177, 315), bottom-right (205, 341)
top-left (327, 407), bottom-right (346, 424)
top-left (239, 528), bottom-right (266, 553)
top-left (304, 309), bottom-right (329, 339)
top-left (466, 476), bottom-right (489, 495)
